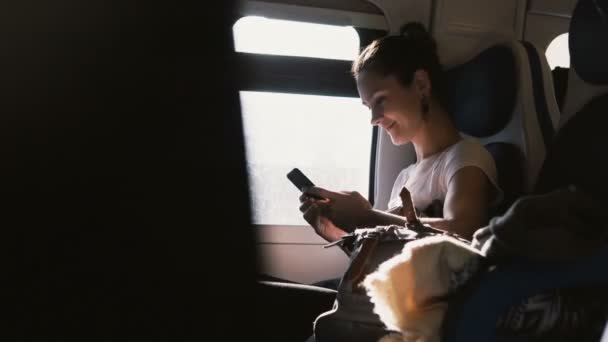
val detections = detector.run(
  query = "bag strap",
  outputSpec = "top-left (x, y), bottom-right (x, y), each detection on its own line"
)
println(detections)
top-left (342, 237), bottom-right (381, 294)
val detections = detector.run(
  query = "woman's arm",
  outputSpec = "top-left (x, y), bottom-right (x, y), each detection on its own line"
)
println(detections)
top-left (418, 166), bottom-right (493, 239)
top-left (357, 166), bottom-right (493, 239)
top-left (301, 166), bottom-right (493, 241)
top-left (301, 187), bottom-right (407, 233)
top-left (360, 208), bottom-right (406, 227)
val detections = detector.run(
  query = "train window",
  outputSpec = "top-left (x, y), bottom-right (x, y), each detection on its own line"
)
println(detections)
top-left (233, 17), bottom-right (372, 225)
top-left (546, 33), bottom-right (570, 69)
top-left (233, 16), bottom-right (360, 60)
top-left (239, 92), bottom-right (371, 225)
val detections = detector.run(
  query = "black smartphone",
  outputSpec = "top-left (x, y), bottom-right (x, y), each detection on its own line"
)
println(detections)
top-left (287, 168), bottom-right (323, 199)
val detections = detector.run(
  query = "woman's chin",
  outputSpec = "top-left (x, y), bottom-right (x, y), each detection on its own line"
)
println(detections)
top-left (389, 134), bottom-right (410, 146)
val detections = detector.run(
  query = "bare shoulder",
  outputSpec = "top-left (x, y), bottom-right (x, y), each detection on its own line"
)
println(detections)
top-left (449, 137), bottom-right (492, 160)
top-left (449, 166), bottom-right (493, 192)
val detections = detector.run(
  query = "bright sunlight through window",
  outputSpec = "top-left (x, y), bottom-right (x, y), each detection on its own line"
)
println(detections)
top-left (546, 33), bottom-right (570, 69)
top-left (239, 92), bottom-right (372, 226)
top-left (233, 16), bottom-right (370, 225)
top-left (233, 16), bottom-right (360, 60)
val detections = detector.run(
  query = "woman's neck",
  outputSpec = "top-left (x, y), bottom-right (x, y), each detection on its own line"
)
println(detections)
top-left (412, 105), bottom-right (461, 160)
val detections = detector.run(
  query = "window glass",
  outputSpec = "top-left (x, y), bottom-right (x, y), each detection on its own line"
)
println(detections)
top-left (239, 91), bottom-right (372, 225)
top-left (546, 33), bottom-right (570, 69)
top-left (233, 16), bottom-right (360, 60)
top-left (234, 17), bottom-right (371, 225)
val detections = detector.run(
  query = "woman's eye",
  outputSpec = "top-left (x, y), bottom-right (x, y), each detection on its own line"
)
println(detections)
top-left (369, 96), bottom-right (386, 114)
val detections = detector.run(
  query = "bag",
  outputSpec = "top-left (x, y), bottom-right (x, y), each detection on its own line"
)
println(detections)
top-left (313, 188), bottom-right (468, 342)
top-left (314, 223), bottom-right (469, 342)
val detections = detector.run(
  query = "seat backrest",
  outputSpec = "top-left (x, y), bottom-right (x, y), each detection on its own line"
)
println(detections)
top-left (535, 0), bottom-right (608, 198)
top-left (442, 4), bottom-right (608, 339)
top-left (445, 41), bottom-right (560, 213)
top-left (519, 40), bottom-right (562, 149)
top-left (558, 0), bottom-right (608, 129)
top-left (443, 4), bottom-right (608, 336)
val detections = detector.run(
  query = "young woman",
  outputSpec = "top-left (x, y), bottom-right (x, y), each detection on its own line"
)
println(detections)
top-left (257, 23), bottom-right (501, 342)
top-left (300, 22), bottom-right (500, 242)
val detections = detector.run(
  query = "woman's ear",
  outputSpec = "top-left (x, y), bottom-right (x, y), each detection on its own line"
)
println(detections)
top-left (413, 69), bottom-right (432, 98)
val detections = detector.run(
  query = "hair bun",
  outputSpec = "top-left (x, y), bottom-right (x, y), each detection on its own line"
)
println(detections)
top-left (399, 22), bottom-right (436, 52)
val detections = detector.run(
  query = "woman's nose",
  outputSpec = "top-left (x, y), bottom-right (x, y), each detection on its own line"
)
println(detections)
top-left (370, 109), bottom-right (383, 125)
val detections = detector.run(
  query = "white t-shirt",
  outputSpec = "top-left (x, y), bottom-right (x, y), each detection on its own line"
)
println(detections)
top-left (387, 137), bottom-right (502, 216)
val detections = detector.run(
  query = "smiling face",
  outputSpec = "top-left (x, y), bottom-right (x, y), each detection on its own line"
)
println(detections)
top-left (356, 70), bottom-right (426, 145)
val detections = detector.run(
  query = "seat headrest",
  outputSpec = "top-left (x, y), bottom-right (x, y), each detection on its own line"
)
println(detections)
top-left (445, 45), bottom-right (517, 137)
top-left (569, 0), bottom-right (608, 85)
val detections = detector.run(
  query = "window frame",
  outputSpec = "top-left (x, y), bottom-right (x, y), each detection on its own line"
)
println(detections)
top-left (234, 15), bottom-right (386, 224)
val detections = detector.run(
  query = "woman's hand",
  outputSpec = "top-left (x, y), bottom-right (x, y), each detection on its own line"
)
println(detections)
top-left (299, 197), bottom-right (347, 242)
top-left (299, 187), bottom-right (373, 233)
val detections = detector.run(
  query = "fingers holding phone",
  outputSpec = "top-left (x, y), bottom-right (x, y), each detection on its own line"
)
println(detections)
top-left (301, 199), bottom-right (325, 227)
top-left (303, 189), bottom-right (373, 232)
top-left (288, 168), bottom-right (372, 233)
top-left (301, 200), bottom-right (345, 242)
top-left (299, 189), bottom-right (328, 204)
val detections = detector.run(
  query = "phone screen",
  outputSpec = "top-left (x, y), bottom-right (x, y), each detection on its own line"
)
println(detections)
top-left (287, 168), bottom-right (314, 191)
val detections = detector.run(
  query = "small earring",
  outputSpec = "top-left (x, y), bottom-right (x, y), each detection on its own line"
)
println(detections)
top-left (421, 96), bottom-right (429, 115)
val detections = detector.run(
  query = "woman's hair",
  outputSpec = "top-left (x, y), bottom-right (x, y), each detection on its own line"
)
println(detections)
top-left (352, 22), bottom-right (445, 104)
